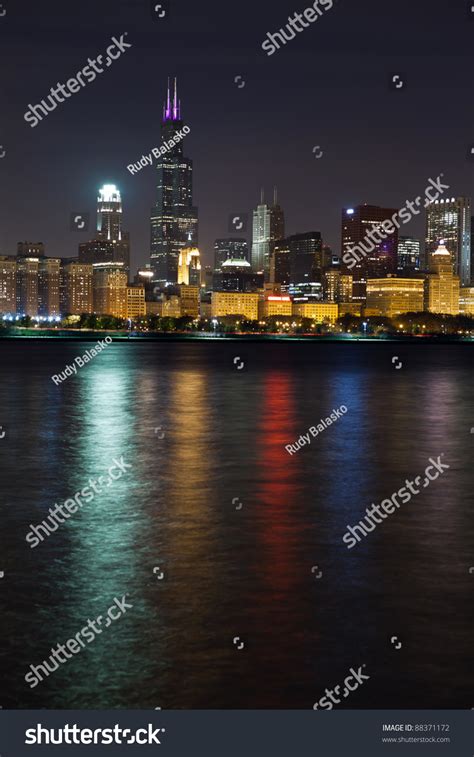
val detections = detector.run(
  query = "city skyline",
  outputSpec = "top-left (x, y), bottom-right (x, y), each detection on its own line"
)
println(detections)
top-left (1, 0), bottom-right (472, 275)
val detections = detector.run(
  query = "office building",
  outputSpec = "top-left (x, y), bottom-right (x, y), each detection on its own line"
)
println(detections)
top-left (292, 301), bottom-right (339, 324)
top-left (251, 188), bottom-right (285, 277)
top-left (0, 256), bottom-right (17, 313)
top-left (17, 242), bottom-right (45, 258)
top-left (459, 287), bottom-right (474, 315)
top-left (341, 205), bottom-right (399, 303)
top-left (60, 262), bottom-right (93, 314)
top-left (211, 291), bottom-right (259, 320)
top-left (424, 241), bottom-right (460, 315)
top-left (79, 184), bottom-right (130, 273)
top-left (179, 284), bottom-right (200, 317)
top-left (397, 236), bottom-right (421, 273)
top-left (92, 262), bottom-right (127, 317)
top-left (126, 286), bottom-right (146, 318)
top-left (366, 276), bottom-right (424, 317)
top-left (16, 257), bottom-right (39, 316)
top-left (177, 244), bottom-right (201, 286)
top-left (150, 78), bottom-right (198, 285)
top-left (213, 259), bottom-right (264, 292)
top-left (214, 238), bottom-right (248, 269)
top-left (38, 258), bottom-right (61, 316)
top-left (425, 197), bottom-right (471, 285)
top-left (259, 294), bottom-right (292, 318)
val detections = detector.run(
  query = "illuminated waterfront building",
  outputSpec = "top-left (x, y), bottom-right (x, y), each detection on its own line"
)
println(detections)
top-left (459, 287), bottom-right (474, 315)
top-left (0, 256), bottom-right (17, 313)
top-left (38, 258), bottom-right (61, 316)
top-left (146, 294), bottom-right (181, 317)
top-left (92, 262), bottom-right (127, 317)
top-left (213, 259), bottom-right (264, 292)
top-left (150, 78), bottom-right (198, 285)
top-left (366, 276), bottom-right (424, 317)
top-left (424, 241), bottom-right (460, 314)
top-left (425, 197), bottom-right (471, 285)
top-left (126, 286), bottom-right (146, 318)
top-left (60, 262), bottom-right (93, 314)
top-left (16, 257), bottom-right (39, 316)
top-left (211, 291), bottom-right (259, 320)
top-left (259, 294), bottom-right (292, 318)
top-left (292, 301), bottom-right (338, 323)
top-left (179, 284), bottom-right (200, 317)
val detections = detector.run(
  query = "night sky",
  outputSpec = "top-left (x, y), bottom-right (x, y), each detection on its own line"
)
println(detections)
top-left (1, 0), bottom-right (472, 271)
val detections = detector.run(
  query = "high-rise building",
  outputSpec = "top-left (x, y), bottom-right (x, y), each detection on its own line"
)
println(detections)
top-left (38, 258), bottom-right (61, 316)
top-left (425, 197), bottom-right (471, 285)
top-left (177, 244), bottom-right (201, 286)
top-left (60, 262), bottom-right (93, 314)
top-left (251, 188), bottom-right (284, 278)
top-left (459, 287), bottom-right (474, 315)
top-left (179, 284), bottom-right (200, 317)
top-left (92, 262), bottom-right (127, 317)
top-left (211, 291), bottom-right (259, 320)
top-left (150, 78), bottom-right (198, 285)
top-left (79, 184), bottom-right (130, 273)
top-left (214, 238), bottom-right (248, 269)
top-left (341, 205), bottom-right (399, 303)
top-left (397, 236), bottom-right (421, 274)
top-left (126, 286), bottom-right (146, 318)
top-left (272, 242), bottom-right (291, 285)
top-left (366, 276), bottom-right (424, 317)
top-left (16, 257), bottom-right (39, 316)
top-left (289, 232), bottom-right (323, 284)
top-left (0, 256), bottom-right (17, 313)
top-left (424, 241), bottom-right (460, 315)
top-left (213, 259), bottom-right (264, 292)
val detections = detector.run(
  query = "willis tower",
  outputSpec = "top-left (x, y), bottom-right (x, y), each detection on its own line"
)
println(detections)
top-left (150, 78), bottom-right (198, 286)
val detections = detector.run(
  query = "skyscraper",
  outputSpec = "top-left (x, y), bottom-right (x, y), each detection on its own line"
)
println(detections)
top-left (214, 238), bottom-right (248, 269)
top-left (251, 188), bottom-right (284, 278)
top-left (424, 240), bottom-right (460, 314)
top-left (397, 236), bottom-right (421, 274)
top-left (425, 197), bottom-right (471, 286)
top-left (150, 78), bottom-right (198, 286)
top-left (341, 205), bottom-right (399, 304)
top-left (79, 184), bottom-right (130, 273)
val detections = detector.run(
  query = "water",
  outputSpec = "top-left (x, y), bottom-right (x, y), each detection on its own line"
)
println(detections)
top-left (0, 339), bottom-right (472, 709)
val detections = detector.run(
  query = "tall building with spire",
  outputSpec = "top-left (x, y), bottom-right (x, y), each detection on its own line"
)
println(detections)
top-left (79, 184), bottom-right (130, 274)
top-left (150, 78), bottom-right (198, 286)
top-left (251, 187), bottom-right (285, 280)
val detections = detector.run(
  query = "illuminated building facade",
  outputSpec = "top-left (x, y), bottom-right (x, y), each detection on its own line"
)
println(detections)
top-left (425, 197), bottom-right (471, 285)
top-left (214, 238), bottom-right (248, 269)
top-left (150, 78), bottom-right (198, 285)
top-left (459, 287), bottom-right (474, 314)
top-left (424, 241), bottom-right (460, 314)
top-left (211, 291), bottom-right (259, 320)
top-left (179, 284), bottom-right (200, 317)
top-left (17, 242), bottom-right (45, 258)
top-left (341, 205), bottom-right (399, 304)
top-left (79, 184), bottom-right (130, 273)
top-left (147, 295), bottom-right (181, 317)
top-left (38, 258), bottom-right (61, 316)
top-left (292, 301), bottom-right (338, 323)
top-left (0, 256), bottom-right (17, 313)
top-left (259, 295), bottom-right (292, 318)
top-left (366, 276), bottom-right (424, 317)
top-left (60, 262), bottom-right (93, 314)
top-left (126, 286), bottom-right (146, 318)
top-left (397, 236), bottom-right (421, 273)
top-left (16, 257), bottom-right (39, 316)
top-left (213, 259), bottom-right (264, 292)
top-left (92, 262), bottom-right (127, 317)
top-left (177, 245), bottom-right (201, 286)
top-left (251, 188), bottom-right (285, 278)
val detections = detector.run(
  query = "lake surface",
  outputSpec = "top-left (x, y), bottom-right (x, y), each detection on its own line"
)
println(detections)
top-left (0, 340), bottom-right (472, 709)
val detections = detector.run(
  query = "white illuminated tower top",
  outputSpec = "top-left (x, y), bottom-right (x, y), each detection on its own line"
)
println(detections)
top-left (97, 184), bottom-right (122, 241)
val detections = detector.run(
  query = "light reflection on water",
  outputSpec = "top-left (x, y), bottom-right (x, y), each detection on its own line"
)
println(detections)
top-left (0, 341), bottom-right (472, 708)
